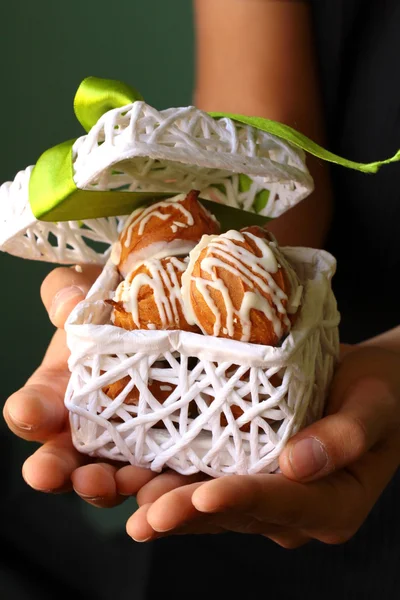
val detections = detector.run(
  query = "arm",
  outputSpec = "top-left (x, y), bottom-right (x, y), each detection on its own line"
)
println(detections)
top-left (361, 326), bottom-right (400, 353)
top-left (194, 0), bottom-right (332, 248)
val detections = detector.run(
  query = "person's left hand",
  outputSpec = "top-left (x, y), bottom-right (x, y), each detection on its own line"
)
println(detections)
top-left (125, 345), bottom-right (400, 547)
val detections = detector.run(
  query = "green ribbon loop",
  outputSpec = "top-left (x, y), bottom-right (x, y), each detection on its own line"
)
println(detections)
top-left (74, 76), bottom-right (144, 133)
top-left (29, 139), bottom-right (170, 221)
top-left (210, 112), bottom-right (400, 174)
top-left (28, 77), bottom-right (400, 227)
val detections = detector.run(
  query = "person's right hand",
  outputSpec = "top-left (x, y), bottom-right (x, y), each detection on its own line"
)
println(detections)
top-left (2, 265), bottom-right (161, 507)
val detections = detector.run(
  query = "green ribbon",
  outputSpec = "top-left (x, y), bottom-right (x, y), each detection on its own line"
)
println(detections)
top-left (74, 76), bottom-right (144, 133)
top-left (29, 139), bottom-right (170, 221)
top-left (210, 112), bottom-right (400, 174)
top-left (28, 77), bottom-right (400, 226)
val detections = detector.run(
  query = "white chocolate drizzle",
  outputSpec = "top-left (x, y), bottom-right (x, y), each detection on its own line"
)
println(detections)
top-left (119, 239), bottom-right (197, 278)
top-left (112, 193), bottom-right (218, 277)
top-left (121, 194), bottom-right (191, 248)
top-left (182, 231), bottom-right (301, 343)
top-left (111, 240), bottom-right (122, 265)
top-left (114, 256), bottom-right (188, 329)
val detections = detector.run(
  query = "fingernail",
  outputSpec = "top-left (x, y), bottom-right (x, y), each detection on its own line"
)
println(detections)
top-left (7, 412), bottom-right (34, 431)
top-left (151, 524), bottom-right (175, 533)
top-left (289, 437), bottom-right (328, 479)
top-left (7, 396), bottom-right (60, 433)
top-left (50, 286), bottom-right (85, 321)
top-left (22, 468), bottom-right (36, 489)
top-left (21, 471), bottom-right (60, 494)
top-left (74, 491), bottom-right (105, 503)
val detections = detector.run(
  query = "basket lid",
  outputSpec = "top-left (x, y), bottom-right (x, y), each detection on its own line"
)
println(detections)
top-left (1, 77), bottom-right (399, 265)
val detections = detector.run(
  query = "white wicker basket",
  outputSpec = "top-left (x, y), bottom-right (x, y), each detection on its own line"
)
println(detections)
top-left (64, 246), bottom-right (339, 478)
top-left (0, 99), bottom-right (339, 477)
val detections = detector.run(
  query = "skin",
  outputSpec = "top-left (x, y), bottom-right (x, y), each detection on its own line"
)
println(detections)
top-left (3, 267), bottom-right (400, 548)
top-left (193, 0), bottom-right (333, 249)
top-left (3, 0), bottom-right (400, 548)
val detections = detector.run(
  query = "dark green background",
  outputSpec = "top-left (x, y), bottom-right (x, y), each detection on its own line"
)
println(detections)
top-left (0, 0), bottom-right (194, 530)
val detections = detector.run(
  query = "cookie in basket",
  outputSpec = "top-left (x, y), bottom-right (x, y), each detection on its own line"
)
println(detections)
top-left (112, 190), bottom-right (220, 277)
top-left (107, 256), bottom-right (199, 333)
top-left (181, 228), bottom-right (303, 346)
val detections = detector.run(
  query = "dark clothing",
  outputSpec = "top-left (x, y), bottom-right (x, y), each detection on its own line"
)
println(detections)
top-left (147, 1), bottom-right (400, 599)
top-left (312, 0), bottom-right (400, 342)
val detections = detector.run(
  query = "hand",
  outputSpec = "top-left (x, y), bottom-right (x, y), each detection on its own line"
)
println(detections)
top-left (126, 345), bottom-right (400, 547)
top-left (3, 265), bottom-right (161, 507)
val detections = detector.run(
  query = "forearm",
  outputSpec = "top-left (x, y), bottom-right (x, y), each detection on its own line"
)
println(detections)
top-left (193, 0), bottom-right (332, 248)
top-left (360, 327), bottom-right (400, 354)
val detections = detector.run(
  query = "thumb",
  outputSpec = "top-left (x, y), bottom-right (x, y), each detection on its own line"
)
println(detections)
top-left (279, 376), bottom-right (399, 482)
top-left (41, 264), bottom-right (102, 329)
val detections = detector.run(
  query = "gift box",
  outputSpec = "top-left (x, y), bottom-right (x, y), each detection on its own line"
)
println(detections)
top-left (65, 245), bottom-right (338, 477)
top-left (2, 77), bottom-right (396, 476)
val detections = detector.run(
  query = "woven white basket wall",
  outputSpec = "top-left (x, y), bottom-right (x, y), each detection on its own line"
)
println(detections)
top-left (0, 103), bottom-right (313, 266)
top-left (65, 246), bottom-right (340, 478)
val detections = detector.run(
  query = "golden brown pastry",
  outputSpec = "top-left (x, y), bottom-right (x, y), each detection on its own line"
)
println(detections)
top-left (108, 256), bottom-right (200, 333)
top-left (103, 376), bottom-right (176, 407)
top-left (103, 374), bottom-right (201, 425)
top-left (103, 376), bottom-right (177, 428)
top-left (239, 225), bottom-right (276, 242)
top-left (112, 190), bottom-right (220, 277)
top-left (181, 229), bottom-right (302, 346)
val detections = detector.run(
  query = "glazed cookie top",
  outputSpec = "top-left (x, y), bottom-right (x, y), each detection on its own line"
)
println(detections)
top-left (110, 255), bottom-right (199, 333)
top-left (111, 190), bottom-right (220, 277)
top-left (181, 229), bottom-right (302, 346)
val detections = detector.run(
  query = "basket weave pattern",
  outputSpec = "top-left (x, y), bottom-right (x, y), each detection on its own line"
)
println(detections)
top-left (0, 166), bottom-right (122, 264)
top-left (65, 247), bottom-right (339, 478)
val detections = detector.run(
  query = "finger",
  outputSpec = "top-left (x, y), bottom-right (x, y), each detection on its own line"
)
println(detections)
top-left (126, 503), bottom-right (156, 542)
top-left (3, 330), bottom-right (69, 442)
top-left (126, 502), bottom-right (224, 542)
top-left (130, 483), bottom-right (311, 540)
top-left (71, 463), bottom-right (125, 508)
top-left (315, 435), bottom-right (400, 544)
top-left (144, 478), bottom-right (308, 537)
top-left (156, 520), bottom-right (224, 536)
top-left (192, 437), bottom-right (399, 542)
top-left (280, 376), bottom-right (400, 482)
top-left (192, 428), bottom-right (400, 542)
top-left (41, 265), bottom-right (102, 328)
top-left (40, 328), bottom-right (70, 370)
top-left (146, 481), bottom-right (205, 532)
top-left (266, 531), bottom-right (311, 550)
top-left (136, 470), bottom-right (206, 506)
top-left (22, 431), bottom-right (88, 492)
top-left (146, 502), bottom-right (308, 540)
top-left (115, 465), bottom-right (159, 497)
top-left (347, 432), bottom-right (400, 509)
top-left (191, 473), bottom-right (345, 532)
top-left (4, 385), bottom-right (67, 443)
